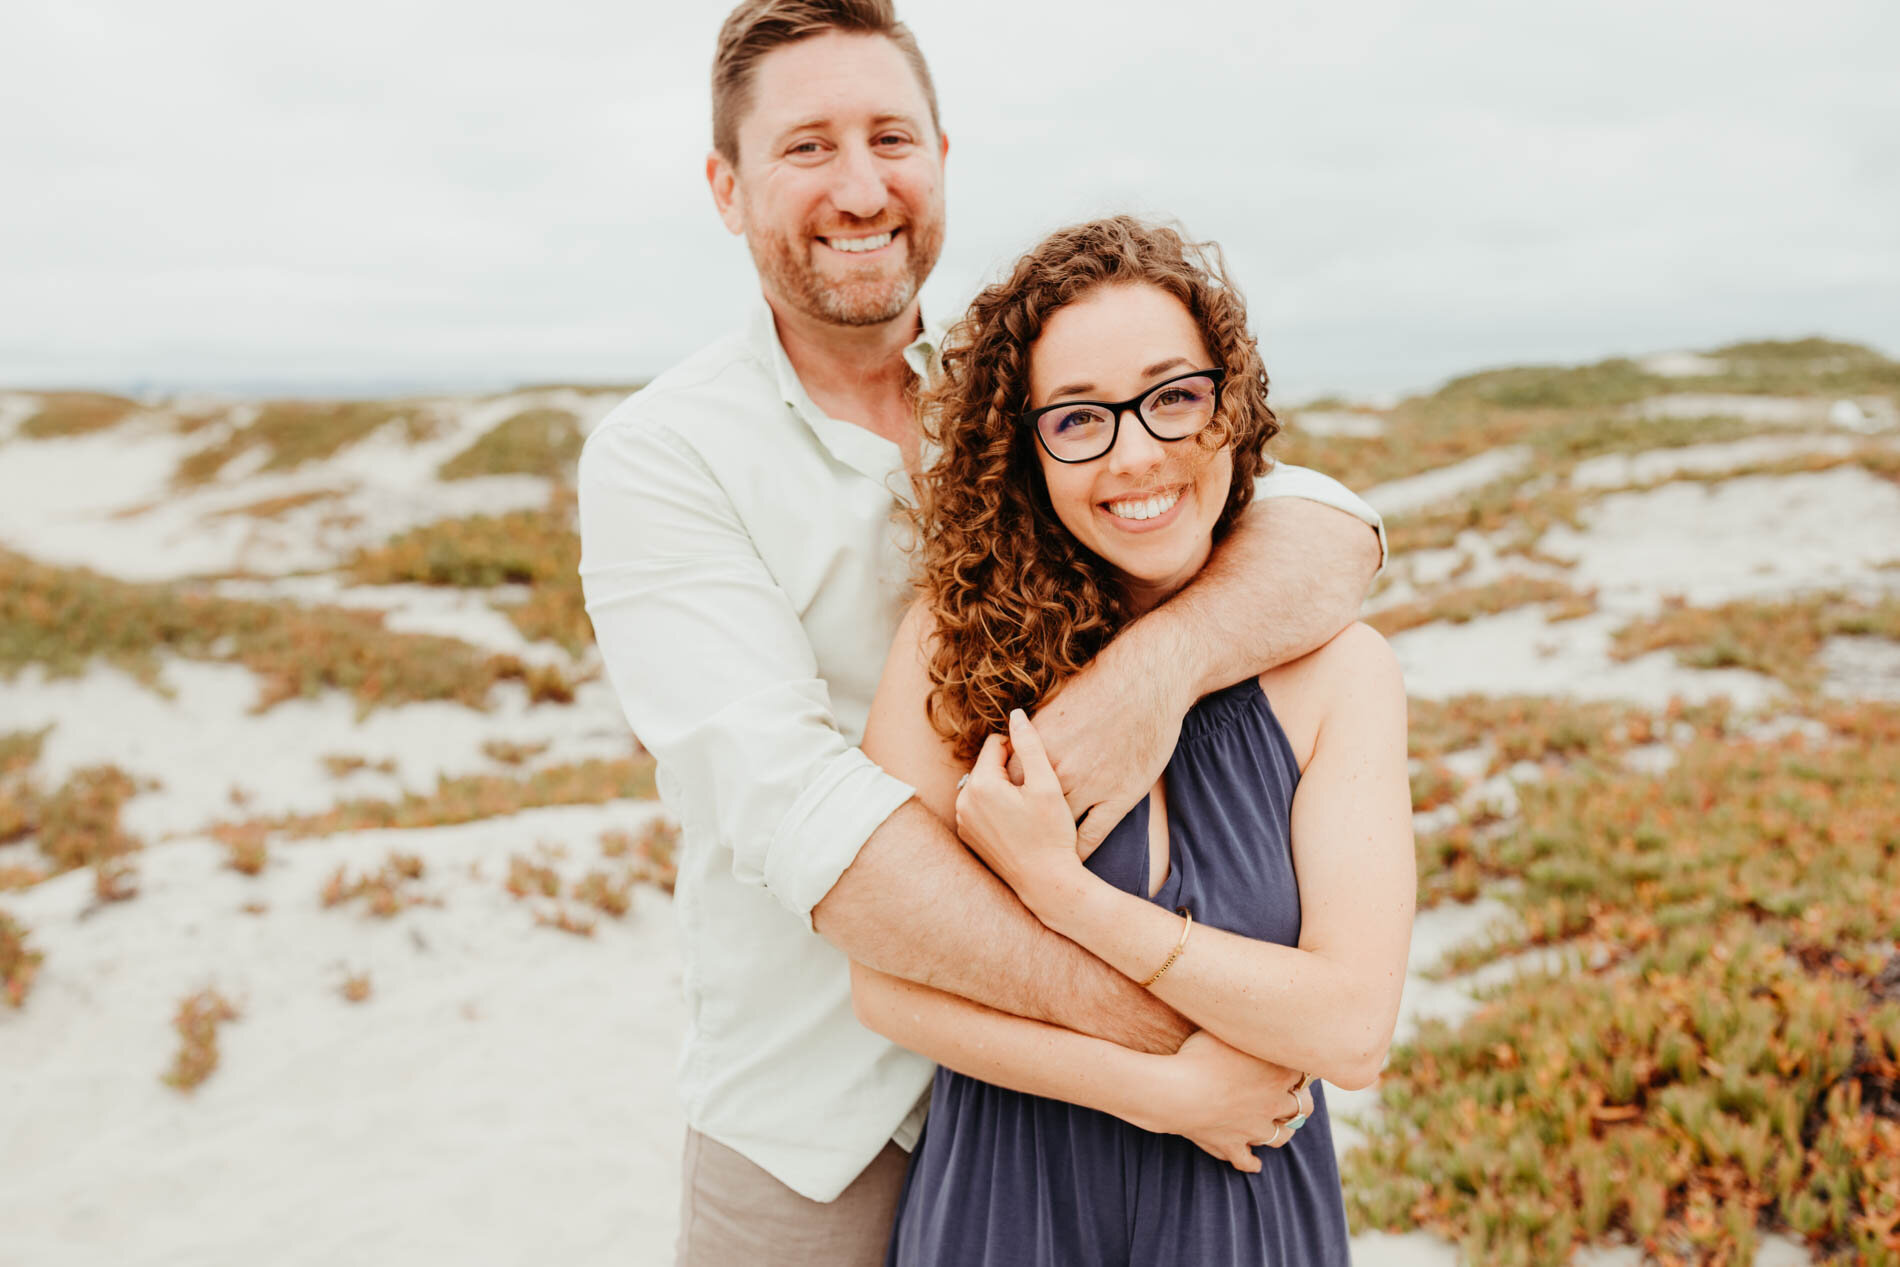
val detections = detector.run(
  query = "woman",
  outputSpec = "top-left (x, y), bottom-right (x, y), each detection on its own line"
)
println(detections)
top-left (852, 216), bottom-right (1415, 1266)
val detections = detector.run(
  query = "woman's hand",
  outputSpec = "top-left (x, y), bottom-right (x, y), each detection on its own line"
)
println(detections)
top-left (955, 709), bottom-right (1087, 915)
top-left (1142, 1031), bottom-right (1315, 1173)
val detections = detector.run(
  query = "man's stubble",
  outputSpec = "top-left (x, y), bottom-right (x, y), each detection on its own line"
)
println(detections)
top-left (749, 211), bottom-right (946, 329)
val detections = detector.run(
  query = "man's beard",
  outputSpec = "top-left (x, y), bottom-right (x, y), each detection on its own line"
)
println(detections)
top-left (751, 214), bottom-right (945, 328)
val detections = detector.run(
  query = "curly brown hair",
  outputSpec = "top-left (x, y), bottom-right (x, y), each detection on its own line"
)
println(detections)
top-left (911, 215), bottom-right (1281, 761)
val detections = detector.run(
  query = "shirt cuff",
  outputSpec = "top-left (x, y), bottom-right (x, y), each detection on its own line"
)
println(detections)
top-left (765, 749), bottom-right (918, 930)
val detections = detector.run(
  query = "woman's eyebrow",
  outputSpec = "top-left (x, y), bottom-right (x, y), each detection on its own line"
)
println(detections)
top-left (1046, 358), bottom-right (1193, 400)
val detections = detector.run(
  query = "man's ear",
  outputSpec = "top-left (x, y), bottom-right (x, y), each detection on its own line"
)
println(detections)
top-left (706, 151), bottom-right (745, 237)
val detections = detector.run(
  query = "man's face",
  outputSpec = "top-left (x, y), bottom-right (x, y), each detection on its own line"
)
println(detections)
top-left (711, 32), bottom-right (947, 328)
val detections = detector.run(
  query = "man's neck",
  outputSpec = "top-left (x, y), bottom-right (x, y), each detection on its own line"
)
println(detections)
top-left (767, 293), bottom-right (924, 467)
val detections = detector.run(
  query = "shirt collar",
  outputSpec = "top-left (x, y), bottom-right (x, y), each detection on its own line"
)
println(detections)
top-left (750, 296), bottom-right (945, 485)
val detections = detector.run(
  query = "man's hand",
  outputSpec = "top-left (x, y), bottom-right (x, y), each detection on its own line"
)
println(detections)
top-left (1139, 1031), bottom-right (1315, 1173)
top-left (1030, 631), bottom-right (1195, 857)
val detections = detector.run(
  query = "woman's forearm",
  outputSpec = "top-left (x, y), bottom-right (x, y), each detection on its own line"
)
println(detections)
top-left (849, 960), bottom-right (1172, 1130)
top-left (1026, 871), bottom-right (1396, 1089)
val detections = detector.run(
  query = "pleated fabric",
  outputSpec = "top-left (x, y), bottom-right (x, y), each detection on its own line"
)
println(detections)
top-left (885, 678), bottom-right (1351, 1267)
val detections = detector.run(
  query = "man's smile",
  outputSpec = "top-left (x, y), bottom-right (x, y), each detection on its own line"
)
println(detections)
top-left (821, 228), bottom-right (900, 255)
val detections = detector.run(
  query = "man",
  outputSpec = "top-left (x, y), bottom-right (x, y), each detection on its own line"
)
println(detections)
top-left (577, 2), bottom-right (1387, 1262)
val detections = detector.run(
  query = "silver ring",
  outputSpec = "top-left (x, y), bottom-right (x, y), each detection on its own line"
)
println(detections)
top-left (1265, 1124), bottom-right (1285, 1147)
top-left (956, 773), bottom-right (970, 790)
top-left (1287, 1113), bottom-right (1309, 1132)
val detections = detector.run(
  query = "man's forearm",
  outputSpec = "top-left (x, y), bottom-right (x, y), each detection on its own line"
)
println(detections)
top-left (813, 799), bottom-right (1192, 1055)
top-left (1154, 497), bottom-right (1381, 696)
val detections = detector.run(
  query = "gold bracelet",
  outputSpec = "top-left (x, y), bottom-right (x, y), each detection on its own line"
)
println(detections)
top-left (1140, 907), bottom-right (1193, 989)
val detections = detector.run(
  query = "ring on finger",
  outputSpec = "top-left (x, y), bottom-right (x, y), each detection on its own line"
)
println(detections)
top-left (1287, 1113), bottom-right (1309, 1133)
top-left (1265, 1123), bottom-right (1286, 1147)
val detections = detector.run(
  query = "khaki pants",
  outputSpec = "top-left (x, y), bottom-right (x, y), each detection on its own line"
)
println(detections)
top-left (674, 1129), bottom-right (910, 1267)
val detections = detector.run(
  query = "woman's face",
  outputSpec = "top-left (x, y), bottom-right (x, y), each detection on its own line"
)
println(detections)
top-left (1025, 282), bottom-right (1234, 612)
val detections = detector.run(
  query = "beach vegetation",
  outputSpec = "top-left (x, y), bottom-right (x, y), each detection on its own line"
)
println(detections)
top-left (207, 755), bottom-right (654, 860)
top-left (161, 987), bottom-right (241, 1092)
top-left (1, 910), bottom-right (42, 1007)
top-left (438, 408), bottom-right (582, 481)
top-left (0, 546), bottom-right (577, 714)
top-left (341, 495), bottom-right (593, 654)
top-left (339, 971), bottom-right (372, 1003)
top-left (1346, 702), bottom-right (1900, 1263)
top-left (205, 488), bottom-right (349, 521)
top-left (481, 738), bottom-right (550, 766)
top-left (320, 852), bottom-right (431, 918)
top-left (172, 399), bottom-right (438, 486)
top-left (505, 849), bottom-right (562, 900)
top-left (600, 819), bottom-right (679, 895)
top-left (18, 391), bottom-right (141, 439)
top-left (320, 754), bottom-right (398, 779)
top-left (92, 857), bottom-right (138, 903)
top-left (1611, 593), bottom-right (1900, 693)
top-left (1368, 577), bottom-right (1597, 638)
top-left (532, 904), bottom-right (597, 937)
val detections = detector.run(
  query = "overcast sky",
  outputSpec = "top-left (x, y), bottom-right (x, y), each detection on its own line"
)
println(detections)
top-left (3, 0), bottom-right (1896, 399)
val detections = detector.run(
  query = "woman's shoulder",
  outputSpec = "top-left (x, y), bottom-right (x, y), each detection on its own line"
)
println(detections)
top-left (1255, 623), bottom-right (1404, 768)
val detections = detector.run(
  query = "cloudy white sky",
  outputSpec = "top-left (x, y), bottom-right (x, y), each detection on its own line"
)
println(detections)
top-left (3, 0), bottom-right (1896, 399)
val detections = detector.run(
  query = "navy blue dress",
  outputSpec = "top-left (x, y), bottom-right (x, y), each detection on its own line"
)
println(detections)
top-left (885, 679), bottom-right (1350, 1266)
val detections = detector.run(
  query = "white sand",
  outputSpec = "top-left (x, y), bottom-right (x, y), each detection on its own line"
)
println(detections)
top-left (1539, 468), bottom-right (1900, 611)
top-left (1633, 393), bottom-right (1899, 429)
top-left (1288, 409), bottom-right (1388, 438)
top-left (1638, 352), bottom-right (1728, 378)
top-left (1363, 447), bottom-right (1532, 517)
top-left (1, 804), bottom-right (684, 1267)
top-left (0, 389), bottom-right (622, 582)
top-left (1568, 434), bottom-right (1861, 490)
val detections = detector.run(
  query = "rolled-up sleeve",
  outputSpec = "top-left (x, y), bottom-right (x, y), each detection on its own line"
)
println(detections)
top-left (1255, 460), bottom-right (1390, 571)
top-left (577, 417), bottom-right (915, 928)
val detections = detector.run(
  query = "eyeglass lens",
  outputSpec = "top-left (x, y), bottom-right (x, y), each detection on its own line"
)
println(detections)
top-left (1036, 374), bottom-right (1220, 462)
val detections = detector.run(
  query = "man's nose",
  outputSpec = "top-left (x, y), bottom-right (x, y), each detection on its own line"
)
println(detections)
top-left (829, 141), bottom-right (888, 219)
top-left (1105, 409), bottom-right (1168, 474)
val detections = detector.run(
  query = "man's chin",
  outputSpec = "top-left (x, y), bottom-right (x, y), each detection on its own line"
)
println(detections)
top-left (807, 279), bottom-right (918, 327)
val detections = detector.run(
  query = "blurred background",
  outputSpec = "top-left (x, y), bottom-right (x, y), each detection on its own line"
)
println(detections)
top-left (2, 2), bottom-right (1897, 1265)
top-left (3, 0), bottom-right (1896, 398)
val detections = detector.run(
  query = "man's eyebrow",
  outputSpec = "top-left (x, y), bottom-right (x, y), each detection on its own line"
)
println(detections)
top-left (772, 116), bottom-right (834, 146)
top-left (771, 112), bottom-right (924, 147)
top-left (1045, 358), bottom-right (1194, 401)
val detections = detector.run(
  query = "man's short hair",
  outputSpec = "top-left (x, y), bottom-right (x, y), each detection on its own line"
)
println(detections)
top-left (711, 0), bottom-right (941, 163)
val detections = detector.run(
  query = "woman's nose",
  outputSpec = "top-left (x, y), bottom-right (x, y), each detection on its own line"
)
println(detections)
top-left (1105, 408), bottom-right (1168, 474)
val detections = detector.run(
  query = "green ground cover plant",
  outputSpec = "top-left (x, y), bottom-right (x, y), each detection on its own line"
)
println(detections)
top-left (1277, 337), bottom-right (1886, 497)
top-left (1612, 594), bottom-right (1900, 693)
top-left (1368, 577), bottom-right (1597, 638)
top-left (172, 399), bottom-right (436, 485)
top-left (0, 739), bottom-right (147, 890)
top-left (342, 496), bottom-right (592, 654)
top-left (321, 852), bottom-right (431, 918)
top-left (162, 987), bottom-right (241, 1091)
top-left (0, 910), bottom-right (41, 1007)
top-left (0, 547), bottom-right (575, 714)
top-left (438, 408), bottom-right (582, 481)
top-left (1693, 339), bottom-right (1900, 398)
top-left (205, 488), bottom-right (348, 520)
top-left (17, 392), bottom-right (141, 439)
top-left (1346, 703), bottom-right (1900, 1264)
top-left (207, 755), bottom-right (656, 853)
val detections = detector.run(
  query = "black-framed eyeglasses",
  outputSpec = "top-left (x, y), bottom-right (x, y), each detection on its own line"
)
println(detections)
top-left (1020, 368), bottom-right (1227, 464)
